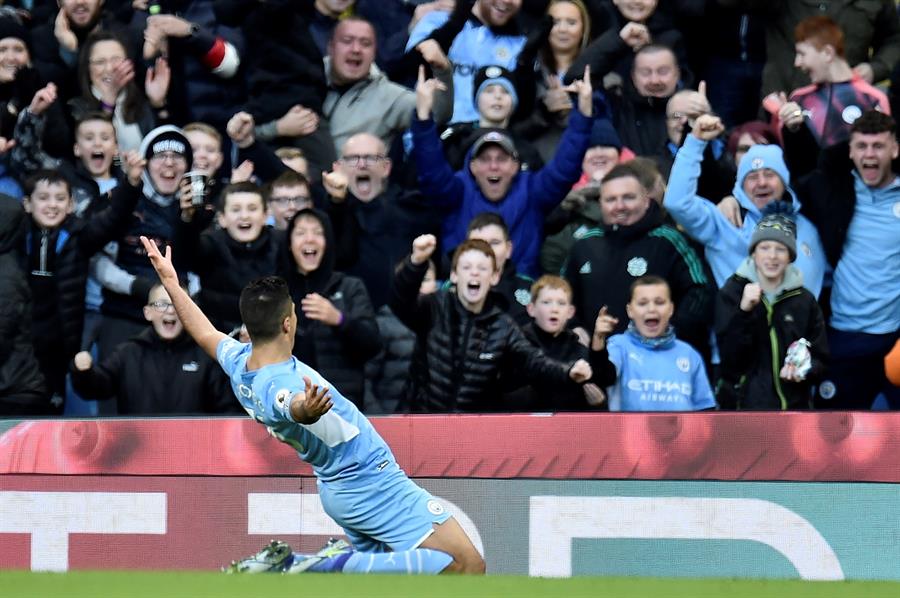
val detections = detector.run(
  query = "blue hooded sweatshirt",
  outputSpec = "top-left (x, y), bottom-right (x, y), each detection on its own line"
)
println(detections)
top-left (664, 136), bottom-right (827, 297)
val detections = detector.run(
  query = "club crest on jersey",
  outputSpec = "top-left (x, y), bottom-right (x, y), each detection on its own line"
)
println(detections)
top-left (841, 105), bottom-right (862, 124)
top-left (627, 257), bottom-right (648, 277)
top-left (275, 388), bottom-right (291, 408)
top-left (893, 202), bottom-right (900, 218)
top-left (676, 357), bottom-right (690, 372)
top-left (427, 500), bottom-right (445, 515)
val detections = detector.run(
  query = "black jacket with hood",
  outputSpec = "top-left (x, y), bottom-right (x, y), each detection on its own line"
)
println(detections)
top-left (280, 209), bottom-right (382, 410)
top-left (0, 196), bottom-right (47, 412)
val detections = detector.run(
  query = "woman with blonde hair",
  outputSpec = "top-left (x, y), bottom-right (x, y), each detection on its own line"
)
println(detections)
top-left (517, 0), bottom-right (594, 162)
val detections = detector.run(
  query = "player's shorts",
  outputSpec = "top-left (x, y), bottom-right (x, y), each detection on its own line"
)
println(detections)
top-left (317, 461), bottom-right (451, 553)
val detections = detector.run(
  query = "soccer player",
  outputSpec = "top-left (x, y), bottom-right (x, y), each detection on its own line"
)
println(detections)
top-left (139, 236), bottom-right (485, 575)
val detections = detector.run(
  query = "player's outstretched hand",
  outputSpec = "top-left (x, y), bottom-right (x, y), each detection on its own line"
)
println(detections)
top-left (140, 236), bottom-right (178, 287)
top-left (298, 375), bottom-right (333, 423)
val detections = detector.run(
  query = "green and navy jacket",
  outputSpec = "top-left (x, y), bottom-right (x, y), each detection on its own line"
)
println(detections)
top-left (563, 202), bottom-right (715, 355)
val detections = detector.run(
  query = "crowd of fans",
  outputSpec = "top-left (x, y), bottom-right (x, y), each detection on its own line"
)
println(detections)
top-left (0, 0), bottom-right (898, 417)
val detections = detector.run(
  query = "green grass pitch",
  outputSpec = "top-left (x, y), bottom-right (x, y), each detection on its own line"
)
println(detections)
top-left (2, 572), bottom-right (899, 598)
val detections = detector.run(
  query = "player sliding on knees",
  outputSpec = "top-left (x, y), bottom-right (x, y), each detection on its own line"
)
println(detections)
top-left (140, 236), bottom-right (485, 575)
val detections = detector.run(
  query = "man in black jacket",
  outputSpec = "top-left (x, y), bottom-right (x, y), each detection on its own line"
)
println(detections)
top-left (563, 162), bottom-right (714, 356)
top-left (71, 282), bottom-right (236, 415)
top-left (390, 234), bottom-right (592, 413)
top-left (329, 132), bottom-right (441, 308)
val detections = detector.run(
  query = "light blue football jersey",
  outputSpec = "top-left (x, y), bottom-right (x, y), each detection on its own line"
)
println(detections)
top-left (217, 338), bottom-right (396, 483)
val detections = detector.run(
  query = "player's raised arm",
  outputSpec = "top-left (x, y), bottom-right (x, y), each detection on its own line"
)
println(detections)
top-left (140, 236), bottom-right (229, 359)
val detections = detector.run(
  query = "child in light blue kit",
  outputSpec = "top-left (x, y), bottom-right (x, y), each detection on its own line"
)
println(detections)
top-left (590, 275), bottom-right (716, 411)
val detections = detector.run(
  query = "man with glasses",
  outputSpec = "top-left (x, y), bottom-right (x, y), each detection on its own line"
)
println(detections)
top-left (72, 282), bottom-right (236, 415)
top-left (328, 132), bottom-right (441, 307)
top-left (266, 171), bottom-right (314, 231)
top-left (658, 87), bottom-right (735, 204)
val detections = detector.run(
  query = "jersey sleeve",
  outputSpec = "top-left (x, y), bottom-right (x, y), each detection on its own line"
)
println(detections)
top-left (263, 372), bottom-right (306, 423)
top-left (216, 337), bottom-right (247, 377)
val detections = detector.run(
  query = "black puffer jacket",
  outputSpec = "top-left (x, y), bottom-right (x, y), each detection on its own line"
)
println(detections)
top-left (214, 0), bottom-right (326, 122)
top-left (281, 209), bottom-right (382, 410)
top-left (391, 257), bottom-right (573, 413)
top-left (177, 224), bottom-right (282, 333)
top-left (70, 327), bottom-right (238, 415)
top-left (364, 305), bottom-right (416, 415)
top-left (516, 322), bottom-right (592, 412)
top-left (0, 196), bottom-right (47, 412)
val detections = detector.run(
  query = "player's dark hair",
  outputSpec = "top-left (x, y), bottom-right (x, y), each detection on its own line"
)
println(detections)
top-left (239, 276), bottom-right (293, 343)
top-left (628, 275), bottom-right (671, 302)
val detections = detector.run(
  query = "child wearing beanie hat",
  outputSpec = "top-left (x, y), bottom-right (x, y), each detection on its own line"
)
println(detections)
top-left (748, 210), bottom-right (797, 262)
top-left (714, 205), bottom-right (829, 410)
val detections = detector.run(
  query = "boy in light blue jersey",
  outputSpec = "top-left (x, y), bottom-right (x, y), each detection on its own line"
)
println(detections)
top-left (140, 236), bottom-right (485, 575)
top-left (590, 275), bottom-right (716, 412)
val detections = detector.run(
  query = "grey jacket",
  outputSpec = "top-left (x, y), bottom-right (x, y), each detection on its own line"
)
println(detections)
top-left (322, 59), bottom-right (453, 153)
